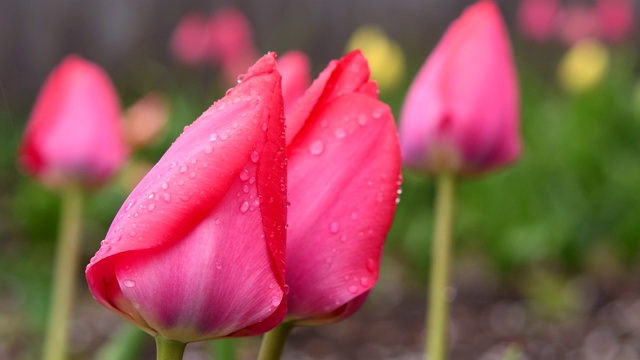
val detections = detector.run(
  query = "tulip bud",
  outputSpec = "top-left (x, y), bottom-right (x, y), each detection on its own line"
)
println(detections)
top-left (170, 12), bottom-right (211, 66)
top-left (516, 0), bottom-right (560, 42)
top-left (284, 51), bottom-right (402, 325)
top-left (399, 0), bottom-right (521, 175)
top-left (121, 93), bottom-right (170, 150)
top-left (86, 53), bottom-right (287, 343)
top-left (19, 55), bottom-right (127, 189)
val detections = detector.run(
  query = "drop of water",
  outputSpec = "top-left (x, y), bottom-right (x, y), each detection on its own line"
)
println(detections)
top-left (233, 122), bottom-right (239, 129)
top-left (148, 193), bottom-right (155, 199)
top-left (268, 282), bottom-right (275, 289)
top-left (271, 297), bottom-right (280, 306)
top-left (178, 180), bottom-right (185, 186)
top-left (179, 165), bottom-right (187, 173)
top-left (262, 122), bottom-right (268, 131)
top-left (360, 277), bottom-right (370, 286)
top-left (216, 262), bottom-right (223, 270)
top-left (243, 184), bottom-right (250, 193)
top-left (161, 182), bottom-right (168, 190)
top-left (249, 176), bottom-right (256, 184)
top-left (347, 285), bottom-right (359, 294)
top-left (330, 221), bottom-right (340, 234)
top-left (251, 151), bottom-right (260, 163)
top-left (189, 172), bottom-right (197, 179)
top-left (340, 234), bottom-right (348, 242)
top-left (125, 201), bottom-right (135, 211)
top-left (240, 169), bottom-right (250, 181)
top-left (209, 134), bottom-right (218, 142)
top-left (240, 201), bottom-right (250, 213)
top-left (129, 230), bottom-right (137, 237)
top-left (237, 74), bottom-right (245, 83)
top-left (220, 133), bottom-right (229, 141)
top-left (123, 280), bottom-right (136, 288)
top-left (372, 108), bottom-right (383, 118)
top-left (163, 193), bottom-right (171, 202)
top-left (351, 212), bottom-right (358, 220)
top-left (334, 128), bottom-right (347, 138)
top-left (215, 218), bottom-right (222, 225)
top-left (357, 114), bottom-right (368, 125)
top-left (204, 145), bottom-right (213, 154)
top-left (148, 203), bottom-right (156, 211)
top-left (309, 140), bottom-right (324, 155)
top-left (366, 258), bottom-right (376, 272)
top-left (180, 195), bottom-right (190, 201)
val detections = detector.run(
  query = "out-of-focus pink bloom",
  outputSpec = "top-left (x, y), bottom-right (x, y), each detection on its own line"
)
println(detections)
top-left (284, 50), bottom-right (401, 325)
top-left (122, 93), bottom-right (170, 150)
top-left (399, 0), bottom-right (521, 175)
top-left (558, 3), bottom-right (600, 45)
top-left (86, 53), bottom-right (288, 343)
top-left (277, 50), bottom-right (311, 117)
top-left (19, 55), bottom-right (127, 189)
top-left (170, 12), bottom-right (211, 66)
top-left (595, 0), bottom-right (635, 43)
top-left (207, 7), bottom-right (259, 84)
top-left (517, 0), bottom-right (560, 42)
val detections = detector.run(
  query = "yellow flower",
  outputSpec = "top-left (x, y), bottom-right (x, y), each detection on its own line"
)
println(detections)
top-left (346, 25), bottom-right (406, 92)
top-left (557, 38), bottom-right (609, 94)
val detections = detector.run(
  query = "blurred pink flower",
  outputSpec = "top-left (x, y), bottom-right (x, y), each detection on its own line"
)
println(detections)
top-left (399, 0), bottom-right (521, 175)
top-left (277, 50), bottom-right (311, 117)
top-left (170, 12), bottom-right (211, 66)
top-left (284, 50), bottom-right (401, 325)
top-left (558, 3), bottom-right (600, 45)
top-left (595, 0), bottom-right (635, 43)
top-left (86, 53), bottom-right (288, 343)
top-left (19, 55), bottom-right (127, 189)
top-left (517, 0), bottom-right (560, 42)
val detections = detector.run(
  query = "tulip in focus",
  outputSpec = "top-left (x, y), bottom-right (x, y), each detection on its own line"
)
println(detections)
top-left (558, 38), bottom-right (610, 94)
top-left (277, 50), bottom-right (311, 117)
top-left (86, 53), bottom-right (287, 346)
top-left (517, 0), bottom-right (560, 42)
top-left (346, 25), bottom-right (406, 92)
top-left (284, 50), bottom-right (401, 325)
top-left (19, 55), bottom-right (127, 189)
top-left (399, 0), bottom-right (521, 176)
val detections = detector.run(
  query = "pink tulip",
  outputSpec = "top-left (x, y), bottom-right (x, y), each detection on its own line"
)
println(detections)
top-left (284, 50), bottom-right (401, 325)
top-left (517, 0), bottom-right (560, 42)
top-left (18, 55), bottom-right (127, 189)
top-left (86, 53), bottom-right (288, 342)
top-left (399, 0), bottom-right (521, 175)
top-left (558, 3), bottom-right (600, 45)
top-left (596, 0), bottom-right (634, 43)
top-left (207, 7), bottom-right (259, 84)
top-left (277, 50), bottom-right (311, 117)
top-left (170, 12), bottom-right (211, 66)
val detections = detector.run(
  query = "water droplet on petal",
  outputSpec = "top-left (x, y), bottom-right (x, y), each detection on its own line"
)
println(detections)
top-left (148, 203), bottom-right (156, 211)
top-left (357, 114), bottom-right (368, 125)
top-left (366, 258), bottom-right (376, 272)
top-left (179, 165), bottom-right (187, 173)
top-left (240, 201), bottom-right (250, 213)
top-left (240, 169), bottom-right (250, 181)
top-left (204, 145), bottom-right (213, 154)
top-left (340, 234), bottom-right (348, 242)
top-left (372, 108), bottom-right (383, 118)
top-left (251, 151), bottom-right (260, 163)
top-left (347, 285), bottom-right (359, 294)
top-left (309, 140), bottom-right (324, 155)
top-left (129, 231), bottom-right (136, 237)
top-left (123, 280), bottom-right (136, 288)
top-left (215, 218), bottom-right (221, 225)
top-left (216, 262), bottom-right (223, 270)
top-left (220, 133), bottom-right (229, 141)
top-left (360, 277), bottom-right (370, 286)
top-left (180, 195), bottom-right (190, 201)
top-left (271, 297), bottom-right (281, 307)
top-left (209, 133), bottom-right (218, 142)
top-left (330, 221), bottom-right (340, 234)
top-left (163, 193), bottom-right (171, 202)
top-left (351, 212), bottom-right (358, 220)
top-left (237, 74), bottom-right (245, 83)
top-left (148, 193), bottom-right (155, 199)
top-left (233, 122), bottom-right (239, 129)
top-left (334, 128), bottom-right (347, 138)
top-left (189, 172), bottom-right (197, 179)
top-left (161, 182), bottom-right (168, 190)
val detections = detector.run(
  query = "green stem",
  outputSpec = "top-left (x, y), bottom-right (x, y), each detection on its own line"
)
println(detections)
top-left (212, 338), bottom-right (236, 360)
top-left (426, 174), bottom-right (455, 360)
top-left (155, 336), bottom-right (186, 360)
top-left (95, 324), bottom-right (148, 360)
top-left (42, 185), bottom-right (84, 360)
top-left (257, 322), bottom-right (294, 360)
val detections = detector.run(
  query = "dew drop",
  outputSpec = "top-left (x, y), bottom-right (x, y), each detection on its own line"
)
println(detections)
top-left (250, 151), bottom-right (260, 163)
top-left (249, 176), bottom-right (256, 184)
top-left (148, 203), bottom-right (156, 211)
top-left (340, 234), bottom-right (348, 242)
top-left (216, 262), bottom-right (223, 270)
top-left (334, 128), bottom-right (347, 139)
top-left (309, 140), bottom-right (324, 155)
top-left (220, 133), bottom-right (229, 141)
top-left (240, 201), bottom-right (250, 213)
top-left (347, 285), bottom-right (359, 294)
top-left (366, 258), bottom-right (376, 272)
top-left (125, 201), bottom-right (135, 211)
top-left (372, 108), bottom-right (383, 118)
top-left (148, 192), bottom-right (155, 199)
top-left (360, 277), bottom-right (370, 286)
top-left (209, 133), bottom-right (218, 142)
top-left (271, 297), bottom-right (281, 307)
top-left (179, 165), bottom-right (187, 173)
top-left (161, 182), bottom-right (168, 190)
top-left (163, 193), bottom-right (171, 202)
top-left (189, 172), bottom-right (197, 179)
top-left (129, 230), bottom-right (136, 237)
top-left (357, 114), bottom-right (368, 125)
top-left (240, 169), bottom-right (250, 181)
top-left (237, 74), bottom-right (245, 83)
top-left (243, 184), bottom-right (250, 193)
top-left (262, 122), bottom-right (268, 131)
top-left (180, 195), bottom-right (190, 201)
top-left (268, 282), bottom-right (275, 289)
top-left (351, 212), bottom-right (359, 220)
top-left (178, 180), bottom-right (185, 186)
top-left (232, 122), bottom-right (239, 129)
top-left (123, 280), bottom-right (136, 288)
top-left (204, 145), bottom-right (213, 154)
top-left (215, 218), bottom-right (222, 225)
top-left (329, 221), bottom-right (340, 234)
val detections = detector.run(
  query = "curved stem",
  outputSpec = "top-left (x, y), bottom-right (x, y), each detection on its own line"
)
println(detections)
top-left (155, 336), bottom-right (186, 360)
top-left (257, 322), bottom-right (294, 360)
top-left (426, 174), bottom-right (455, 360)
top-left (42, 185), bottom-right (84, 360)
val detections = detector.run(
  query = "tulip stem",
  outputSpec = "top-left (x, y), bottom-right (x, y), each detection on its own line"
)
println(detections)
top-left (155, 336), bottom-right (186, 360)
top-left (257, 322), bottom-right (294, 360)
top-left (426, 174), bottom-right (455, 360)
top-left (212, 338), bottom-right (236, 360)
top-left (42, 185), bottom-right (84, 360)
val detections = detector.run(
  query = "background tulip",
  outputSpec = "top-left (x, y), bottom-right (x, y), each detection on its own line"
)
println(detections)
top-left (399, 0), bottom-right (520, 176)
top-left (284, 50), bottom-right (401, 324)
top-left (277, 50), bottom-right (311, 117)
top-left (18, 55), bottom-right (127, 189)
top-left (86, 53), bottom-right (287, 346)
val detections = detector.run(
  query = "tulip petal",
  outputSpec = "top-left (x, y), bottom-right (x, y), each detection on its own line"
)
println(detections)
top-left (86, 53), bottom-right (287, 340)
top-left (285, 92), bottom-right (400, 323)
